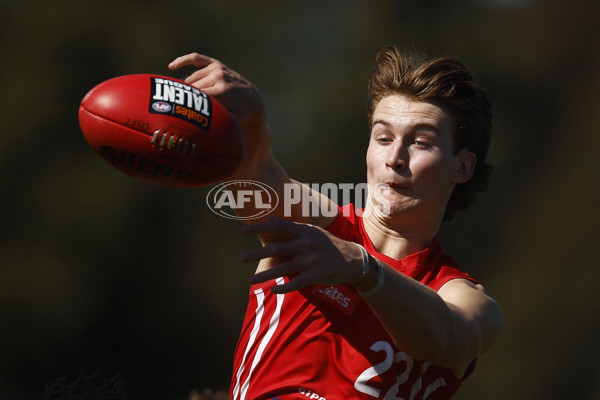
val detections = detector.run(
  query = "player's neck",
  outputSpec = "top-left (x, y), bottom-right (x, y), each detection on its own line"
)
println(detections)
top-left (362, 209), bottom-right (441, 260)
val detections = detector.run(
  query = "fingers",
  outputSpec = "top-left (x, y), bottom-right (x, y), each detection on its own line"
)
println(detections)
top-left (168, 53), bottom-right (221, 91)
top-left (248, 258), bottom-right (314, 294)
top-left (168, 53), bottom-right (235, 98)
top-left (242, 216), bottom-right (310, 238)
top-left (241, 217), bottom-right (338, 293)
top-left (240, 239), bottom-right (310, 263)
top-left (168, 53), bottom-right (266, 126)
top-left (179, 69), bottom-right (218, 93)
top-left (271, 275), bottom-right (313, 294)
top-left (168, 53), bottom-right (214, 71)
top-left (248, 258), bottom-right (300, 285)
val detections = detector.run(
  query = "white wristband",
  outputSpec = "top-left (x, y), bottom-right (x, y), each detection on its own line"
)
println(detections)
top-left (359, 257), bottom-right (384, 298)
top-left (354, 243), bottom-right (370, 282)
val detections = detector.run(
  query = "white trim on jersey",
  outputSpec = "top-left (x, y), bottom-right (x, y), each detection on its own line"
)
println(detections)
top-left (232, 288), bottom-right (265, 400)
top-left (233, 277), bottom-right (286, 400)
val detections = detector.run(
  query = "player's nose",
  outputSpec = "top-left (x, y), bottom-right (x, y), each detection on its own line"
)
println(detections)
top-left (385, 143), bottom-right (407, 171)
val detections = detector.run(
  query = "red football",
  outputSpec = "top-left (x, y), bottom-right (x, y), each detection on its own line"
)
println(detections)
top-left (78, 74), bottom-right (244, 187)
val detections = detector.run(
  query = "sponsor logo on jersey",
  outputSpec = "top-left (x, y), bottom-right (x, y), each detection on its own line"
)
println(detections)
top-left (314, 285), bottom-right (358, 315)
top-left (149, 77), bottom-right (212, 130)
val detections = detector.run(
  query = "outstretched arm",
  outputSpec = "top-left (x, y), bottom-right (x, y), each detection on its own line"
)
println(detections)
top-left (241, 217), bottom-right (505, 376)
top-left (169, 54), bottom-right (337, 229)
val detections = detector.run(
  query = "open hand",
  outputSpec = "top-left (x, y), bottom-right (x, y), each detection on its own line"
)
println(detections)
top-left (240, 217), bottom-right (364, 293)
top-left (169, 53), bottom-right (266, 129)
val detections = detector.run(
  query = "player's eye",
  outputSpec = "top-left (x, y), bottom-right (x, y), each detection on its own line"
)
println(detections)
top-left (413, 136), bottom-right (433, 148)
top-left (376, 137), bottom-right (392, 144)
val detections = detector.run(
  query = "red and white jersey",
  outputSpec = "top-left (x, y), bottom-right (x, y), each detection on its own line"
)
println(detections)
top-left (230, 204), bottom-right (479, 400)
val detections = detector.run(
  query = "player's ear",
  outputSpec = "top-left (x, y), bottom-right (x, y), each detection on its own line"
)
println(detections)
top-left (452, 150), bottom-right (477, 184)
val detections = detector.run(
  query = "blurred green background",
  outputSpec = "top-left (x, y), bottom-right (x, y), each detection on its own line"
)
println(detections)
top-left (1, 0), bottom-right (599, 399)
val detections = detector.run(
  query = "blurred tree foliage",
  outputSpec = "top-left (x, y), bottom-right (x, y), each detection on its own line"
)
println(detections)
top-left (1, 0), bottom-right (599, 399)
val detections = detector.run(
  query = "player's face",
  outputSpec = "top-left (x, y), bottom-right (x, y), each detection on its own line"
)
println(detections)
top-left (366, 94), bottom-right (474, 219)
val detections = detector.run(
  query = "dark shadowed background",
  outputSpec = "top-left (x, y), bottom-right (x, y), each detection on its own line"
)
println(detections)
top-left (1, 0), bottom-right (599, 399)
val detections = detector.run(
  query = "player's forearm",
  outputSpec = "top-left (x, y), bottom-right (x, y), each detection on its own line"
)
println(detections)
top-left (227, 149), bottom-right (297, 226)
top-left (228, 119), bottom-right (273, 181)
top-left (355, 263), bottom-right (468, 368)
top-left (227, 124), bottom-right (337, 229)
top-left (224, 122), bottom-right (289, 224)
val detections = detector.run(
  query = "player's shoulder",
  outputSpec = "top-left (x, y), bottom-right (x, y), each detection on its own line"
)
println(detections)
top-left (322, 203), bottom-right (357, 234)
top-left (438, 277), bottom-right (484, 294)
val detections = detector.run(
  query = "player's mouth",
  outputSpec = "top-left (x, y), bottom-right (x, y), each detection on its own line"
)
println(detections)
top-left (385, 182), bottom-right (411, 191)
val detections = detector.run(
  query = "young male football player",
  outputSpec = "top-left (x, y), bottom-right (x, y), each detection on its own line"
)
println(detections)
top-left (169, 45), bottom-right (504, 400)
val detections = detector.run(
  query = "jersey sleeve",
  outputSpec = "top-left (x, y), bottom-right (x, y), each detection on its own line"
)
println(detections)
top-left (324, 204), bottom-right (358, 241)
top-left (426, 258), bottom-right (480, 292)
